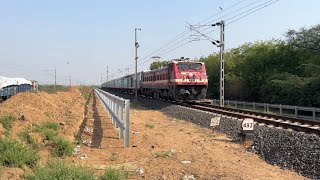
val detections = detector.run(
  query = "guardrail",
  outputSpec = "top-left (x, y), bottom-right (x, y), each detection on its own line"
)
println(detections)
top-left (94, 88), bottom-right (130, 148)
top-left (211, 99), bottom-right (320, 121)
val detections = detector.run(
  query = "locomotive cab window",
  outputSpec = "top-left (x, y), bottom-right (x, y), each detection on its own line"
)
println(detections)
top-left (190, 63), bottom-right (202, 70)
top-left (178, 64), bottom-right (189, 70)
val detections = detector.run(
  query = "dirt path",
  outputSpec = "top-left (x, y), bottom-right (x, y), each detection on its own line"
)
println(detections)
top-left (72, 92), bottom-right (307, 180)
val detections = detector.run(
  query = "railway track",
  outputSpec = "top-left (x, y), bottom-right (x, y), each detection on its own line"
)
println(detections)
top-left (180, 102), bottom-right (320, 136)
top-left (104, 90), bottom-right (320, 136)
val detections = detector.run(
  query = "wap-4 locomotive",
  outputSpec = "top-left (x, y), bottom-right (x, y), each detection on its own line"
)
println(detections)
top-left (101, 59), bottom-right (208, 101)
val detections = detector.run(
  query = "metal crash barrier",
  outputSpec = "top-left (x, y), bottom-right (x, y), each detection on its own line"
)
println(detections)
top-left (94, 88), bottom-right (130, 148)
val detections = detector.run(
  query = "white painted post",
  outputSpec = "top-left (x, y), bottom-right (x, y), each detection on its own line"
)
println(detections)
top-left (125, 100), bottom-right (130, 148)
top-left (119, 106), bottom-right (124, 139)
top-left (115, 104), bottom-right (119, 128)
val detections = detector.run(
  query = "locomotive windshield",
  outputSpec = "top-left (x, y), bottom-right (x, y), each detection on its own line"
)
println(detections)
top-left (190, 63), bottom-right (202, 70)
top-left (178, 64), bottom-right (189, 70)
top-left (177, 63), bottom-right (202, 70)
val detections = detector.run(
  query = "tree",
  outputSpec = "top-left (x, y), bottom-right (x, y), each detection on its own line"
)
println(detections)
top-left (150, 60), bottom-right (170, 70)
top-left (200, 24), bottom-right (320, 107)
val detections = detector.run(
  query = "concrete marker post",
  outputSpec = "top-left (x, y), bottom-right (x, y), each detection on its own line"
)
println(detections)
top-left (241, 118), bottom-right (254, 142)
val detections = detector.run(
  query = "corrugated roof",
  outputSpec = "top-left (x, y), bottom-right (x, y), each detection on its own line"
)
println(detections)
top-left (0, 76), bottom-right (32, 89)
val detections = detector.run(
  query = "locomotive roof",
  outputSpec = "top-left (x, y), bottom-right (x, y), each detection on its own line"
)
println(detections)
top-left (172, 60), bottom-right (204, 64)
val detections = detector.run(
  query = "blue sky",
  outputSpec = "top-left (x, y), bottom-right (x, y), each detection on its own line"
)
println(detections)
top-left (0, 0), bottom-right (319, 85)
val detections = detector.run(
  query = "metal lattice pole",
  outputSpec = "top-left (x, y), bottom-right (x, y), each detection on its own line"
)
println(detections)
top-left (219, 20), bottom-right (225, 107)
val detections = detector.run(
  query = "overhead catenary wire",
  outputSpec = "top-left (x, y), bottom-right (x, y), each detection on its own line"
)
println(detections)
top-left (110, 0), bottom-right (251, 77)
top-left (137, 0), bottom-right (276, 66)
top-left (109, 0), bottom-right (280, 79)
top-left (203, 0), bottom-right (280, 35)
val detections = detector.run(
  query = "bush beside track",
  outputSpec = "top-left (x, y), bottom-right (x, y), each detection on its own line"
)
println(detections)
top-left (107, 90), bottom-right (320, 179)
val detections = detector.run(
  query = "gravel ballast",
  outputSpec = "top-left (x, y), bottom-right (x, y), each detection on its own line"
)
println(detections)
top-left (105, 90), bottom-right (320, 179)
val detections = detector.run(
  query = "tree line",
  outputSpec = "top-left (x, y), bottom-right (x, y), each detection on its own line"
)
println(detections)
top-left (200, 24), bottom-right (320, 107)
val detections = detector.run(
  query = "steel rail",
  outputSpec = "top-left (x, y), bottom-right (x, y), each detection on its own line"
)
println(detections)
top-left (102, 89), bottom-right (320, 136)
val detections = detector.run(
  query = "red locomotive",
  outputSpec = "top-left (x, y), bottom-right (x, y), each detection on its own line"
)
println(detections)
top-left (141, 59), bottom-right (208, 101)
top-left (101, 58), bottom-right (208, 101)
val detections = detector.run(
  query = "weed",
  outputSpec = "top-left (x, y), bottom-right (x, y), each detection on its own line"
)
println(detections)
top-left (31, 121), bottom-right (73, 157)
top-left (19, 131), bottom-right (39, 150)
top-left (39, 121), bottom-right (59, 131)
top-left (74, 133), bottom-right (82, 145)
top-left (153, 151), bottom-right (171, 158)
top-left (145, 123), bottom-right (155, 129)
top-left (25, 161), bottom-right (95, 180)
top-left (31, 121), bottom-right (59, 141)
top-left (100, 168), bottom-right (129, 180)
top-left (109, 154), bottom-right (117, 161)
top-left (0, 138), bottom-right (39, 168)
top-left (51, 136), bottom-right (74, 157)
top-left (3, 131), bottom-right (10, 137)
top-left (78, 86), bottom-right (92, 100)
top-left (0, 115), bottom-right (15, 131)
top-left (38, 85), bottom-right (69, 94)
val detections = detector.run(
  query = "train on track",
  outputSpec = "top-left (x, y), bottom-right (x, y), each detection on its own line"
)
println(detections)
top-left (0, 76), bottom-right (37, 102)
top-left (101, 58), bottom-right (208, 101)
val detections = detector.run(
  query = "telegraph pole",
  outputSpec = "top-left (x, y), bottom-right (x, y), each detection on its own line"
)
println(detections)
top-left (135, 28), bottom-right (141, 101)
top-left (219, 20), bottom-right (225, 107)
top-left (101, 74), bottom-right (103, 85)
top-left (188, 20), bottom-right (225, 106)
top-left (54, 67), bottom-right (57, 89)
top-left (69, 75), bottom-right (72, 87)
top-left (106, 66), bottom-right (109, 82)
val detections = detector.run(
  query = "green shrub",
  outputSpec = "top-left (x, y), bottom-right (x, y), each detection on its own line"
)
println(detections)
top-left (153, 151), bottom-right (171, 158)
top-left (0, 139), bottom-right (39, 168)
top-left (145, 123), bottom-right (155, 129)
top-left (25, 161), bottom-right (95, 180)
top-left (19, 131), bottom-right (39, 150)
top-left (51, 137), bottom-right (74, 157)
top-left (109, 154), bottom-right (117, 161)
top-left (31, 121), bottom-right (73, 157)
top-left (0, 115), bottom-right (15, 131)
top-left (38, 85), bottom-right (69, 94)
top-left (100, 168), bottom-right (129, 180)
top-left (32, 121), bottom-right (59, 141)
top-left (39, 121), bottom-right (59, 131)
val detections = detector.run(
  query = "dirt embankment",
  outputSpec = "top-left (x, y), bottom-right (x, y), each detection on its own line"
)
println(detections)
top-left (0, 88), bottom-right (308, 179)
top-left (0, 87), bottom-right (86, 141)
